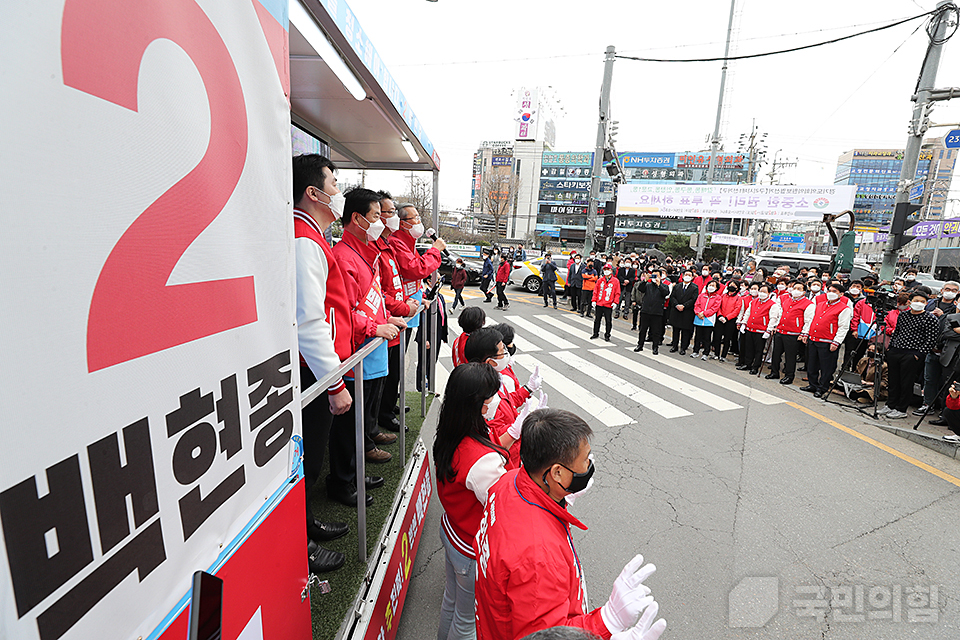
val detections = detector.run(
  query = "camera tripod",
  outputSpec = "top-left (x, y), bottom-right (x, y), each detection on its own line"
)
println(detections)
top-left (820, 304), bottom-right (888, 420)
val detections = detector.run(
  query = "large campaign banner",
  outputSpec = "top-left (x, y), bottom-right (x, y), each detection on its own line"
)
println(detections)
top-left (0, 1), bottom-right (301, 640)
top-left (619, 184), bottom-right (858, 221)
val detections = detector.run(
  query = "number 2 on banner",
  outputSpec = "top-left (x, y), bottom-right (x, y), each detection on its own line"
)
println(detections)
top-left (61, 0), bottom-right (258, 372)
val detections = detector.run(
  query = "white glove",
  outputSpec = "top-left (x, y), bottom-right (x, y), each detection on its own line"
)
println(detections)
top-left (592, 301), bottom-right (597, 309)
top-left (526, 365), bottom-right (542, 392)
top-left (611, 600), bottom-right (666, 640)
top-left (762, 332), bottom-right (770, 339)
top-left (537, 391), bottom-right (549, 410)
top-left (564, 476), bottom-right (593, 506)
top-left (601, 555), bottom-right (657, 634)
top-left (506, 399), bottom-right (534, 439)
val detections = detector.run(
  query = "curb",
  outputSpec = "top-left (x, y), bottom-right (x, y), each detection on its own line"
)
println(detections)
top-left (871, 422), bottom-right (960, 459)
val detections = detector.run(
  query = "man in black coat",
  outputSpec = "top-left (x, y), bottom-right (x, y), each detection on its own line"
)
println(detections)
top-left (669, 269), bottom-right (699, 355)
top-left (634, 270), bottom-right (671, 354)
top-left (540, 253), bottom-right (559, 308)
top-left (567, 254), bottom-right (584, 312)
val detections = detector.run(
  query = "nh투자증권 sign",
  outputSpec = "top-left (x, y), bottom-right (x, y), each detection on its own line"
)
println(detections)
top-left (1, 2), bottom-right (302, 640)
top-left (619, 184), bottom-right (858, 221)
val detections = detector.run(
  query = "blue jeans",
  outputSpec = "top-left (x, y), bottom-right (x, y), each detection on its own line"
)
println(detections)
top-left (923, 352), bottom-right (945, 407)
top-left (438, 526), bottom-right (477, 640)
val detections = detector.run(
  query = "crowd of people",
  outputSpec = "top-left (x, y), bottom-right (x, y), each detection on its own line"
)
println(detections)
top-left (293, 154), bottom-right (450, 574)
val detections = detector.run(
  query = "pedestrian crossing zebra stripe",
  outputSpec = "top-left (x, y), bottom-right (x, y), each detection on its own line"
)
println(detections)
top-left (513, 354), bottom-right (633, 427)
top-left (556, 314), bottom-right (784, 406)
top-left (551, 351), bottom-right (692, 419)
top-left (591, 349), bottom-right (743, 411)
top-left (533, 314), bottom-right (616, 347)
top-left (448, 320), bottom-right (542, 353)
top-left (505, 315), bottom-right (577, 350)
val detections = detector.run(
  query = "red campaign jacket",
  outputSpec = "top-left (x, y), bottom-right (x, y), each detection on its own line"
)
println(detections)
top-left (438, 437), bottom-right (506, 560)
top-left (745, 297), bottom-right (776, 333)
top-left (452, 331), bottom-right (468, 367)
top-left (807, 298), bottom-right (851, 344)
top-left (488, 375), bottom-right (529, 470)
top-left (693, 290), bottom-right (722, 317)
top-left (377, 239), bottom-right (409, 347)
top-left (388, 230), bottom-right (441, 298)
top-left (331, 231), bottom-right (387, 348)
top-left (592, 275), bottom-right (621, 307)
top-left (776, 296), bottom-right (813, 335)
top-left (717, 292), bottom-right (742, 320)
top-left (851, 298), bottom-right (874, 333)
top-left (496, 260), bottom-right (511, 284)
top-left (474, 469), bottom-right (610, 640)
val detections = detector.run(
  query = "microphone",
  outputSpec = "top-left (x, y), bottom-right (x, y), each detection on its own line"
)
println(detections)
top-left (426, 227), bottom-right (450, 257)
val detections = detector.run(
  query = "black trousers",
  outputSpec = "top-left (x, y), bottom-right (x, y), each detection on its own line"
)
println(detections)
top-left (415, 326), bottom-right (441, 392)
top-left (712, 319), bottom-right (737, 358)
top-left (542, 284), bottom-right (557, 306)
top-left (452, 287), bottom-right (465, 309)
top-left (841, 332), bottom-right (868, 373)
top-left (300, 365), bottom-right (334, 528)
top-left (886, 348), bottom-right (923, 412)
top-left (693, 325), bottom-right (713, 355)
top-left (671, 324), bottom-right (693, 351)
top-left (378, 344), bottom-right (401, 427)
top-left (569, 286), bottom-right (582, 310)
top-left (637, 313), bottom-right (664, 347)
top-left (741, 330), bottom-right (766, 370)
top-left (807, 341), bottom-right (840, 394)
top-left (770, 333), bottom-right (800, 377)
top-left (327, 379), bottom-right (359, 492)
top-left (580, 289), bottom-right (594, 315)
top-left (363, 377), bottom-right (385, 452)
top-left (496, 282), bottom-right (508, 307)
top-left (593, 306), bottom-right (613, 338)
top-left (480, 275), bottom-right (492, 296)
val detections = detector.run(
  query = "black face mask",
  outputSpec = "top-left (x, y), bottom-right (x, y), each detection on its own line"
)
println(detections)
top-left (506, 344), bottom-right (517, 356)
top-left (544, 459), bottom-right (595, 494)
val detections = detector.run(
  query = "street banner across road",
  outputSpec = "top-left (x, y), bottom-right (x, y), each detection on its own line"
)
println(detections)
top-left (619, 184), bottom-right (857, 221)
top-left (710, 233), bottom-right (753, 248)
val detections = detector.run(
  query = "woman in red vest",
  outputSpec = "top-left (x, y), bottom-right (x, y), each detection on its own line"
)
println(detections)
top-left (737, 283), bottom-right (776, 375)
top-left (766, 280), bottom-right (814, 384)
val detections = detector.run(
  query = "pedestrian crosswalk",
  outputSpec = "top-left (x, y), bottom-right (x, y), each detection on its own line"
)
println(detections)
top-left (416, 304), bottom-right (787, 429)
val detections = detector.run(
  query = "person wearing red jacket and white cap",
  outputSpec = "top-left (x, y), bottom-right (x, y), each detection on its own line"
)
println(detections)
top-left (591, 264), bottom-right (621, 342)
top-left (474, 409), bottom-right (666, 640)
top-left (765, 280), bottom-right (814, 385)
top-left (799, 281), bottom-right (853, 398)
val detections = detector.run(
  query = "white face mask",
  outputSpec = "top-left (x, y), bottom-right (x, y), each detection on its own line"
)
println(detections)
top-left (826, 292), bottom-right (840, 301)
top-left (848, 288), bottom-right (861, 297)
top-left (575, 259), bottom-right (581, 264)
top-left (739, 286), bottom-right (747, 294)
top-left (758, 292), bottom-right (769, 301)
top-left (482, 394), bottom-right (501, 421)
top-left (810, 285), bottom-right (822, 293)
top-left (906, 275), bottom-right (917, 281)
top-left (910, 301), bottom-right (926, 311)
top-left (603, 269), bottom-right (612, 276)
top-left (683, 275), bottom-right (693, 283)
top-left (943, 291), bottom-right (958, 300)
top-left (328, 192), bottom-right (346, 220)
top-left (408, 222), bottom-right (425, 238)
top-left (749, 289), bottom-right (759, 297)
top-left (707, 286), bottom-right (717, 293)
top-left (488, 354), bottom-right (509, 373)
top-left (791, 289), bottom-right (804, 298)
top-left (356, 214), bottom-right (385, 241)
top-left (383, 214), bottom-right (400, 232)
top-left (777, 284), bottom-right (787, 291)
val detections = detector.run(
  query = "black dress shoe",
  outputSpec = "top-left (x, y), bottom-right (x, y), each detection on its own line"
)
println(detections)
top-left (366, 476), bottom-right (384, 490)
top-left (749, 369), bottom-right (759, 375)
top-left (813, 391), bottom-right (825, 399)
top-left (652, 347), bottom-right (659, 355)
top-left (799, 385), bottom-right (817, 393)
top-left (735, 365), bottom-right (750, 371)
top-left (590, 334), bottom-right (599, 340)
top-left (328, 485), bottom-right (374, 508)
top-left (634, 345), bottom-right (643, 352)
top-left (764, 373), bottom-right (779, 380)
top-left (392, 405), bottom-right (411, 415)
top-left (679, 349), bottom-right (687, 356)
top-left (308, 519), bottom-right (348, 542)
top-left (669, 346), bottom-right (679, 353)
top-left (308, 540), bottom-right (319, 556)
top-left (798, 364), bottom-right (807, 372)
top-left (929, 417), bottom-right (949, 426)
top-left (780, 376), bottom-right (794, 385)
top-left (309, 546), bottom-right (345, 573)
top-left (604, 335), bottom-right (611, 342)
top-left (380, 417), bottom-right (403, 432)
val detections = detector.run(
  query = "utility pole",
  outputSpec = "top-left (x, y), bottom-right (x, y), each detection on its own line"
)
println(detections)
top-left (697, 0), bottom-right (737, 261)
top-left (585, 45), bottom-right (616, 256)
top-left (881, 1), bottom-right (957, 280)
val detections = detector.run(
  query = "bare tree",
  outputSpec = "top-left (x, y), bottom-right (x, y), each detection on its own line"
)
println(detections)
top-left (398, 173), bottom-right (434, 229)
top-left (480, 172), bottom-right (520, 239)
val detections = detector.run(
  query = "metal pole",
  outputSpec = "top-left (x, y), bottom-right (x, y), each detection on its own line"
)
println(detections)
top-left (433, 169), bottom-right (440, 232)
top-left (398, 329), bottom-right (406, 465)
top-left (585, 45), bottom-right (616, 256)
top-left (697, 0), bottom-right (737, 261)
top-left (429, 296), bottom-right (438, 395)
top-left (354, 359), bottom-right (366, 563)
top-left (419, 305), bottom-right (427, 417)
top-left (881, 1), bottom-right (952, 280)
top-left (931, 225), bottom-right (943, 277)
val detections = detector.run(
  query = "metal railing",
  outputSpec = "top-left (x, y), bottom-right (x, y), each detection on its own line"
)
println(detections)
top-left (300, 293), bottom-right (440, 562)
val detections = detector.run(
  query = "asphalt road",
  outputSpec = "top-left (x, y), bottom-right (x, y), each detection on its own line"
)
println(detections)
top-left (398, 283), bottom-right (960, 639)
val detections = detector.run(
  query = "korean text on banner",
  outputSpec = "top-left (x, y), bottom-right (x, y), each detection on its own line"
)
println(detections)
top-left (618, 184), bottom-right (858, 221)
top-left (1, 2), bottom-right (300, 640)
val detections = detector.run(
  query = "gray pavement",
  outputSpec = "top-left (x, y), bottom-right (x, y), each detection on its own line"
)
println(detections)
top-left (398, 285), bottom-right (960, 639)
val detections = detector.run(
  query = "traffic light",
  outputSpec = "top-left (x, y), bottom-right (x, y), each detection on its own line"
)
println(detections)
top-left (888, 201), bottom-right (922, 251)
top-left (602, 213), bottom-right (616, 237)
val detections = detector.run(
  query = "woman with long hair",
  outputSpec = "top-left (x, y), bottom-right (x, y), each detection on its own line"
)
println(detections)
top-left (434, 363), bottom-right (509, 640)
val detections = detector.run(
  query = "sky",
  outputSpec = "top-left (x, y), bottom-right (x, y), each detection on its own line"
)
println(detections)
top-left (337, 0), bottom-right (960, 214)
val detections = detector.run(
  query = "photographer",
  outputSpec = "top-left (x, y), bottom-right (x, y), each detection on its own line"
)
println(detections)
top-left (880, 288), bottom-right (939, 419)
top-left (916, 281), bottom-right (960, 416)
top-left (635, 270), bottom-right (671, 354)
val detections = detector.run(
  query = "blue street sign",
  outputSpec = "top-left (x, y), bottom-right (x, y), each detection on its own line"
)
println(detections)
top-left (909, 182), bottom-right (925, 201)
top-left (945, 129), bottom-right (960, 149)
top-left (771, 233), bottom-right (802, 243)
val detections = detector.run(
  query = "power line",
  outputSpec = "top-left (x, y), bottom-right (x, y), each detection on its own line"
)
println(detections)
top-left (615, 7), bottom-right (941, 63)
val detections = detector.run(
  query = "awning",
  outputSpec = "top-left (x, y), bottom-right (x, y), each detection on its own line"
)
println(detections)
top-left (288, 0), bottom-right (439, 172)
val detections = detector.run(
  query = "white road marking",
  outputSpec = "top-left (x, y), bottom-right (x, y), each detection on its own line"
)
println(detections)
top-left (513, 354), bottom-right (633, 427)
top-left (552, 351), bottom-right (692, 419)
top-left (505, 315), bottom-right (576, 349)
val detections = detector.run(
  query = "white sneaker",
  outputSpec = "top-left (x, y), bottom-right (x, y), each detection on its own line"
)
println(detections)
top-left (701, 355), bottom-right (709, 361)
top-left (943, 434), bottom-right (960, 443)
top-left (876, 405), bottom-right (893, 416)
top-left (690, 351), bottom-right (700, 358)
top-left (886, 410), bottom-right (907, 419)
